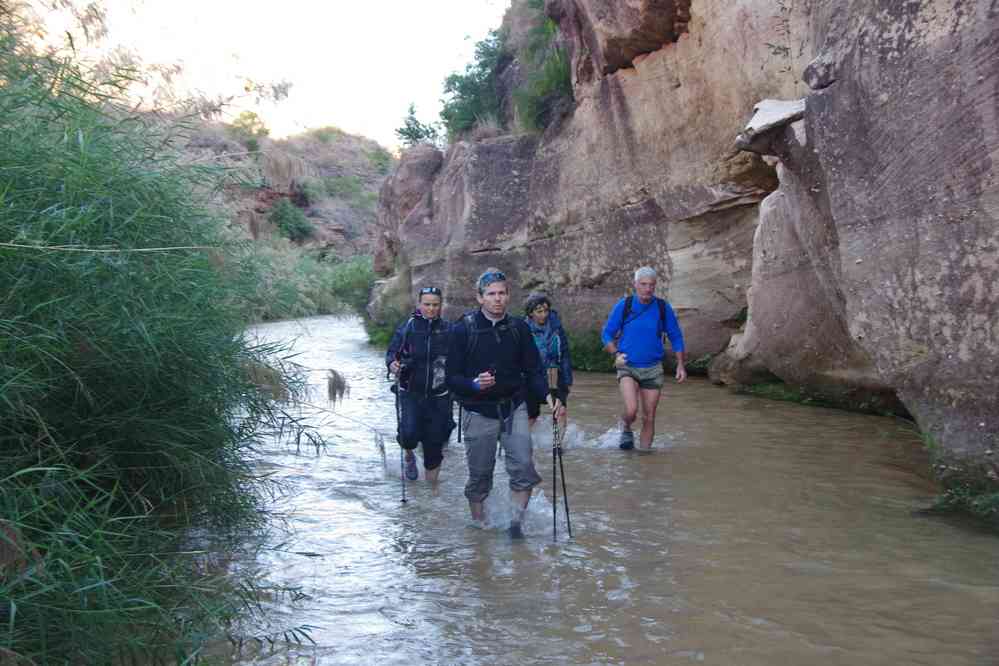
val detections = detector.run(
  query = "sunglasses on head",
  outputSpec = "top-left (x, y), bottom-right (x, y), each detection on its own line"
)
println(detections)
top-left (477, 271), bottom-right (507, 289)
top-left (419, 287), bottom-right (442, 296)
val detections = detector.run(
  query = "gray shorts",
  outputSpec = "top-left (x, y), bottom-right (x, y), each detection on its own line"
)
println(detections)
top-left (616, 363), bottom-right (665, 390)
top-left (462, 403), bottom-right (542, 503)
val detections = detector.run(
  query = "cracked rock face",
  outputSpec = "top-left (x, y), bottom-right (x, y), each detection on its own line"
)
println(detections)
top-left (713, 0), bottom-right (999, 460)
top-left (802, 0), bottom-right (999, 457)
top-left (371, 0), bottom-right (813, 359)
top-left (711, 124), bottom-right (904, 414)
top-left (376, 0), bottom-right (999, 465)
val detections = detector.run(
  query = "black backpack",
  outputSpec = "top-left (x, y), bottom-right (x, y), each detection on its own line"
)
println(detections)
top-left (460, 310), bottom-right (521, 356)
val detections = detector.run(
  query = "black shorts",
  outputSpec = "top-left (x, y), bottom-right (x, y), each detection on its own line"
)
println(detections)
top-left (397, 392), bottom-right (454, 470)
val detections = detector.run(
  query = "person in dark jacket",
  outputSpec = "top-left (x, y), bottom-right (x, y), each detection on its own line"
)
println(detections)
top-left (523, 292), bottom-right (572, 429)
top-left (446, 268), bottom-right (564, 537)
top-left (386, 286), bottom-right (453, 488)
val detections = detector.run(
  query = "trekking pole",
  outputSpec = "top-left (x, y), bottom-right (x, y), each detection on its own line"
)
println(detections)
top-left (393, 367), bottom-right (407, 504)
top-left (552, 414), bottom-right (559, 542)
top-left (399, 446), bottom-right (407, 503)
top-left (556, 421), bottom-right (572, 538)
top-left (547, 368), bottom-right (561, 541)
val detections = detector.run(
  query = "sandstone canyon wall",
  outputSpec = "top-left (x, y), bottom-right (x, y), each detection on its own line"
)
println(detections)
top-left (717, 1), bottom-right (999, 463)
top-left (373, 0), bottom-right (999, 474)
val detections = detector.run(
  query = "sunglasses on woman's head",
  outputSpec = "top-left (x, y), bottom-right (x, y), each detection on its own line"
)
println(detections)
top-left (419, 287), bottom-right (442, 296)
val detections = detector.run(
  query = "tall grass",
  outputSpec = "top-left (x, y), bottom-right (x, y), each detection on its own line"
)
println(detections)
top-left (244, 245), bottom-right (375, 321)
top-left (0, 12), bottom-right (310, 663)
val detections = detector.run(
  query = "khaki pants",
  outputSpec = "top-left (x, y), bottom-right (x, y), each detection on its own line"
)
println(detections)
top-left (462, 403), bottom-right (541, 503)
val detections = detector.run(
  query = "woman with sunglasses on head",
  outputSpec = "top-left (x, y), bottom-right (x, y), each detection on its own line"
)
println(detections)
top-left (523, 293), bottom-right (572, 430)
top-left (386, 286), bottom-right (454, 490)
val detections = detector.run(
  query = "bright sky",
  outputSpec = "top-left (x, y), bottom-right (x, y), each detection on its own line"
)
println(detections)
top-left (44, 0), bottom-right (510, 148)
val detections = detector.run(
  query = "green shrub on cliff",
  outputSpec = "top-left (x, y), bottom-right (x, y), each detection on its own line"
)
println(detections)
top-left (0, 14), bottom-right (309, 661)
top-left (440, 30), bottom-right (506, 137)
top-left (269, 196), bottom-right (314, 241)
top-left (396, 102), bottom-right (441, 147)
top-left (513, 3), bottom-right (573, 132)
top-left (514, 46), bottom-right (572, 132)
top-left (227, 109), bottom-right (270, 152)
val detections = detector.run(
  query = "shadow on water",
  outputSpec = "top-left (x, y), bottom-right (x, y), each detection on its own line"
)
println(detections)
top-left (221, 316), bottom-right (999, 666)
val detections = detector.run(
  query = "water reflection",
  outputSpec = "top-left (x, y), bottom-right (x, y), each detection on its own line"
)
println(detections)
top-left (226, 316), bottom-right (998, 666)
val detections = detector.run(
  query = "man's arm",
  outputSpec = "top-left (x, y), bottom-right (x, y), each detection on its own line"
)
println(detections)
top-left (385, 322), bottom-right (405, 371)
top-left (601, 299), bottom-right (625, 353)
top-left (445, 322), bottom-right (479, 396)
top-left (664, 303), bottom-right (687, 383)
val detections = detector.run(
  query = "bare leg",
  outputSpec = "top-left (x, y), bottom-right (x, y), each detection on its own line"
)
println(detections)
top-left (511, 489), bottom-right (531, 512)
top-left (426, 466), bottom-right (441, 484)
top-left (469, 501), bottom-right (485, 522)
top-left (619, 377), bottom-right (640, 432)
top-left (509, 489), bottom-right (531, 538)
top-left (638, 387), bottom-right (662, 449)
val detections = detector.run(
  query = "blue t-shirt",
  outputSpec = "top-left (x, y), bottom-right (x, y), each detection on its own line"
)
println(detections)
top-left (600, 296), bottom-right (685, 368)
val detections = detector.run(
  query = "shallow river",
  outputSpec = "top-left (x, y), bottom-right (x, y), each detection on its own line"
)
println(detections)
top-left (229, 316), bottom-right (999, 665)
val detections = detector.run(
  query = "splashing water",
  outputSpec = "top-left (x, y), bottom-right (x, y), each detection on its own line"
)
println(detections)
top-left (231, 316), bottom-right (999, 666)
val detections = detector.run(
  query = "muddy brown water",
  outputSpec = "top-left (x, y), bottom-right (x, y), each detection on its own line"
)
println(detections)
top-left (227, 316), bottom-right (999, 665)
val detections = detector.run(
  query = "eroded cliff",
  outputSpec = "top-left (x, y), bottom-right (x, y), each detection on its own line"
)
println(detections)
top-left (373, 0), bottom-right (999, 485)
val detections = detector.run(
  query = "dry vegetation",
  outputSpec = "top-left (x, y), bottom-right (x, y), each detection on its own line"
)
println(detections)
top-left (185, 119), bottom-right (395, 259)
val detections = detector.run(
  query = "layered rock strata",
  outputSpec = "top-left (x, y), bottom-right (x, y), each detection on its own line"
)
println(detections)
top-left (374, 0), bottom-right (999, 470)
top-left (375, 0), bottom-right (813, 361)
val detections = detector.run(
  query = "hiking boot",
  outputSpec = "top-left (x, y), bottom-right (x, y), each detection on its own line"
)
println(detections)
top-left (404, 455), bottom-right (419, 481)
top-left (508, 521), bottom-right (525, 539)
top-left (619, 429), bottom-right (635, 450)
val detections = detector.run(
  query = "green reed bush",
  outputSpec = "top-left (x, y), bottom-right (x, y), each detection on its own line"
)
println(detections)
top-left (0, 17), bottom-right (311, 663)
top-left (324, 174), bottom-right (364, 200)
top-left (567, 329), bottom-right (615, 373)
top-left (268, 196), bottom-right (314, 241)
top-left (242, 244), bottom-right (375, 321)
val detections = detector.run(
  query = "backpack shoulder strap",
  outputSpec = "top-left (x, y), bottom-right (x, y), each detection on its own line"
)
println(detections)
top-left (657, 298), bottom-right (667, 337)
top-left (396, 316), bottom-right (416, 360)
top-left (462, 311), bottom-right (479, 357)
top-left (616, 295), bottom-right (633, 338)
top-left (507, 317), bottom-right (521, 347)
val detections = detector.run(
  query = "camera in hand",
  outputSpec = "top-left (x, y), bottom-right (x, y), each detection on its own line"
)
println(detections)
top-left (398, 359), bottom-right (413, 387)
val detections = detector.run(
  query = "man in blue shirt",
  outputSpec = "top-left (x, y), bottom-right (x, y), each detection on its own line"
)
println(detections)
top-left (447, 268), bottom-right (565, 537)
top-left (601, 266), bottom-right (687, 450)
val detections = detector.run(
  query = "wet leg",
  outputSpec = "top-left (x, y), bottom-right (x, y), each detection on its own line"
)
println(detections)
top-left (618, 377), bottom-right (639, 448)
top-left (619, 377), bottom-right (640, 430)
top-left (638, 387), bottom-right (662, 449)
